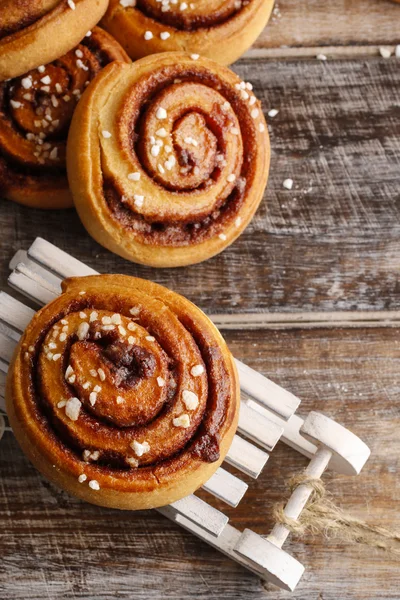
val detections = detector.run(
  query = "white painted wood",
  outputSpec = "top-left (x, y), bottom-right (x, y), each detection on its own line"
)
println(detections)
top-left (301, 411), bottom-right (371, 476)
top-left (202, 467), bottom-right (248, 507)
top-left (8, 267), bottom-right (57, 305)
top-left (0, 292), bottom-right (35, 332)
top-left (246, 399), bottom-right (317, 458)
top-left (267, 446), bottom-right (333, 549)
top-left (10, 250), bottom-right (62, 291)
top-left (9, 239), bottom-right (303, 430)
top-left (235, 359), bottom-right (300, 420)
top-left (225, 435), bottom-right (269, 479)
top-left (14, 262), bottom-right (59, 297)
top-left (0, 332), bottom-right (17, 364)
top-left (9, 249), bottom-right (28, 271)
top-left (158, 512), bottom-right (281, 583)
top-left (28, 237), bottom-right (97, 278)
top-left (234, 529), bottom-right (305, 592)
top-left (267, 414), bottom-right (370, 549)
top-left (168, 495), bottom-right (229, 537)
top-left (238, 400), bottom-right (283, 451)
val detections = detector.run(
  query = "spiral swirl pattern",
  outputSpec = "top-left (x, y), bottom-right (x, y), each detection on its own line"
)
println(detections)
top-left (7, 275), bottom-right (239, 509)
top-left (102, 0), bottom-right (274, 66)
top-left (67, 53), bottom-right (270, 266)
top-left (0, 0), bottom-right (109, 81)
top-left (0, 27), bottom-right (130, 208)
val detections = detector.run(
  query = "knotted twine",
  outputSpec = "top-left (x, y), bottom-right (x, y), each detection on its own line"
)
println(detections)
top-left (273, 473), bottom-right (400, 556)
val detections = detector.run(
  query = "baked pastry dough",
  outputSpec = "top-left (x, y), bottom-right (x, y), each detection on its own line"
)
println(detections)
top-left (6, 274), bottom-right (239, 510)
top-left (0, 27), bottom-right (129, 209)
top-left (67, 53), bottom-right (270, 266)
top-left (0, 0), bottom-right (110, 81)
top-left (101, 0), bottom-right (274, 66)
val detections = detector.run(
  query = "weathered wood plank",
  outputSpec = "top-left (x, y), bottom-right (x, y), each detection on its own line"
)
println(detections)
top-left (254, 0), bottom-right (400, 50)
top-left (1, 57), bottom-right (399, 316)
top-left (0, 327), bottom-right (399, 598)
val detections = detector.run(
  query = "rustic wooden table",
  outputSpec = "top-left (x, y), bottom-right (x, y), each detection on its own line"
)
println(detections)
top-left (1, 0), bottom-right (400, 598)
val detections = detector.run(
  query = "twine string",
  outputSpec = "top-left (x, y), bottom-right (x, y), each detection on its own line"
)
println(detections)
top-left (273, 474), bottom-right (400, 556)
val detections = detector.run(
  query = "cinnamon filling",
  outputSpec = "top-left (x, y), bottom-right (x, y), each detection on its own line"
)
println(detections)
top-left (22, 295), bottom-right (230, 476)
top-left (104, 180), bottom-right (245, 246)
top-left (101, 65), bottom-right (259, 246)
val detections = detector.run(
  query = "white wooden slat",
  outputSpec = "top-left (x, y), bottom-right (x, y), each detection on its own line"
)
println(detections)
top-left (238, 401), bottom-right (284, 451)
top-left (9, 249), bottom-right (29, 270)
top-left (246, 399), bottom-right (316, 459)
top-left (10, 250), bottom-right (62, 291)
top-left (12, 240), bottom-right (304, 429)
top-left (160, 513), bottom-right (282, 584)
top-left (8, 268), bottom-right (57, 306)
top-left (3, 257), bottom-right (313, 462)
top-left (202, 467), bottom-right (248, 507)
top-left (225, 435), bottom-right (269, 479)
top-left (0, 292), bottom-right (35, 333)
top-left (0, 332), bottom-right (17, 364)
top-left (234, 529), bottom-right (305, 592)
top-left (28, 237), bottom-right (97, 279)
top-left (15, 262), bottom-right (59, 296)
top-left (6, 241), bottom-right (313, 463)
top-left (235, 359), bottom-right (301, 420)
top-left (168, 494), bottom-right (228, 537)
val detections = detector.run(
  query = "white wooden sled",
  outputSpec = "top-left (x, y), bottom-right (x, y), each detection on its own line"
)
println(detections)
top-left (0, 238), bottom-right (370, 591)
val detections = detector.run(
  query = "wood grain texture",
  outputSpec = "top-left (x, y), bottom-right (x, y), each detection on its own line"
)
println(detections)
top-left (1, 327), bottom-right (399, 599)
top-left (1, 7), bottom-right (400, 596)
top-left (255, 0), bottom-right (400, 50)
top-left (1, 57), bottom-right (399, 317)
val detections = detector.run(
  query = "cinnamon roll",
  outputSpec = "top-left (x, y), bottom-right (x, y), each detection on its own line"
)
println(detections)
top-left (101, 0), bottom-right (274, 66)
top-left (67, 54), bottom-right (270, 266)
top-left (6, 274), bottom-right (239, 510)
top-left (0, 27), bottom-right (130, 209)
top-left (0, 0), bottom-right (110, 81)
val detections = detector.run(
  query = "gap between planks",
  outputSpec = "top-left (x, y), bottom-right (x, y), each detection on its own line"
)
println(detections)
top-left (210, 311), bottom-right (400, 330)
top-left (243, 45), bottom-right (399, 60)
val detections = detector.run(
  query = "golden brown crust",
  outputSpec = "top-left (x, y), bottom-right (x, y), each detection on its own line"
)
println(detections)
top-left (0, 0), bottom-right (110, 81)
top-left (0, 27), bottom-right (130, 209)
top-left (102, 0), bottom-right (274, 66)
top-left (67, 54), bottom-right (270, 266)
top-left (6, 274), bottom-right (240, 510)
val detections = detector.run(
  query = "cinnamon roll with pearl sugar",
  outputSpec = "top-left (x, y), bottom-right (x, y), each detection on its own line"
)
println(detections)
top-left (102, 0), bottom-right (274, 66)
top-left (0, 0), bottom-right (109, 81)
top-left (67, 53), bottom-right (270, 267)
top-left (0, 27), bottom-right (130, 209)
top-left (6, 275), bottom-right (239, 510)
